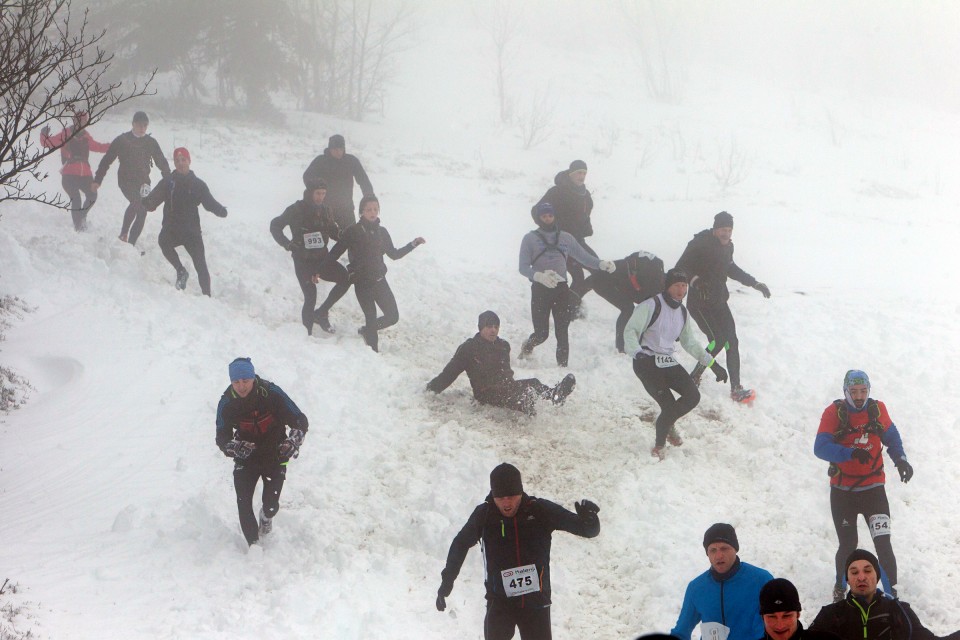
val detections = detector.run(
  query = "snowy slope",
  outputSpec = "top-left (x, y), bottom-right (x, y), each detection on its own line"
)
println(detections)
top-left (2, 3), bottom-right (960, 639)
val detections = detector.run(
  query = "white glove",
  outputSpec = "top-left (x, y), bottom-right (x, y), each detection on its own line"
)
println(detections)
top-left (533, 270), bottom-right (563, 288)
top-left (599, 260), bottom-right (616, 273)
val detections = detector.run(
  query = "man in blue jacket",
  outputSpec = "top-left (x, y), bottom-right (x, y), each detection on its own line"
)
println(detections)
top-left (672, 523), bottom-right (773, 640)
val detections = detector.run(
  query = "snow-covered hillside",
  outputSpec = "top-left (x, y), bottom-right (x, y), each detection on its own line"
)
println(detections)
top-left (2, 3), bottom-right (959, 639)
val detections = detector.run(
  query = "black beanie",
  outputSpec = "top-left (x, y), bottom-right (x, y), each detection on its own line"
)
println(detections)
top-left (569, 159), bottom-right (588, 173)
top-left (759, 578), bottom-right (801, 614)
top-left (490, 463), bottom-right (523, 497)
top-left (132, 111), bottom-right (149, 124)
top-left (329, 134), bottom-right (345, 149)
top-left (664, 268), bottom-right (688, 290)
top-left (845, 549), bottom-right (881, 578)
top-left (703, 523), bottom-right (739, 551)
top-left (478, 310), bottom-right (500, 330)
top-left (713, 211), bottom-right (734, 229)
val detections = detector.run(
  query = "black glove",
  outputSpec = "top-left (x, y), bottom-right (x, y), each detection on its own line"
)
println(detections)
top-left (575, 499), bottom-right (600, 517)
top-left (690, 363), bottom-right (706, 386)
top-left (753, 282), bottom-right (771, 298)
top-left (41, 125), bottom-right (51, 137)
top-left (278, 428), bottom-right (305, 461)
top-left (712, 362), bottom-right (728, 383)
top-left (286, 240), bottom-right (300, 252)
top-left (224, 439), bottom-right (256, 460)
top-left (215, 208), bottom-right (228, 218)
top-left (850, 448), bottom-right (871, 464)
top-left (895, 458), bottom-right (913, 483)
top-left (435, 592), bottom-right (446, 612)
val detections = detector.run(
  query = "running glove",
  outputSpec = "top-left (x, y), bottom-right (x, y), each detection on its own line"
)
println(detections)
top-left (895, 458), bottom-right (913, 483)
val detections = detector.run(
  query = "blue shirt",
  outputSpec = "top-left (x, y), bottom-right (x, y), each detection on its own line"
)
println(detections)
top-left (671, 560), bottom-right (773, 640)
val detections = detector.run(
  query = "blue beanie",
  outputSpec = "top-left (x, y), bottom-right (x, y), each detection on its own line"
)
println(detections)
top-left (228, 357), bottom-right (255, 382)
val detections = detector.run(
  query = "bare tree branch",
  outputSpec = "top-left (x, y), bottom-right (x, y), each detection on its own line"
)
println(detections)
top-left (0, 0), bottom-right (155, 211)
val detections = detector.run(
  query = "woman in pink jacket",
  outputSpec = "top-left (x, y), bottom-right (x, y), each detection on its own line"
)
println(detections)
top-left (40, 111), bottom-right (110, 231)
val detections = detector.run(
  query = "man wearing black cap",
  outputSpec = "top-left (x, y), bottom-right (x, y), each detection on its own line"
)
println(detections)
top-left (302, 134), bottom-right (374, 230)
top-left (92, 111), bottom-right (171, 246)
top-left (672, 523), bottom-right (773, 640)
top-left (758, 578), bottom-right (804, 640)
top-left (675, 211), bottom-right (770, 403)
top-left (809, 549), bottom-right (960, 640)
top-left (436, 463), bottom-right (600, 639)
top-left (426, 310), bottom-right (576, 415)
top-left (270, 181), bottom-right (351, 335)
top-left (623, 268), bottom-right (723, 459)
top-left (532, 160), bottom-right (597, 314)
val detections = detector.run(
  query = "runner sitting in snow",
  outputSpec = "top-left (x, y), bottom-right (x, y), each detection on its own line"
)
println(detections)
top-left (426, 310), bottom-right (576, 416)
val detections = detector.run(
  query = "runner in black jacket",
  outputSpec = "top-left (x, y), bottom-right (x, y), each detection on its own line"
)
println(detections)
top-left (436, 464), bottom-right (600, 640)
top-left (301, 134), bottom-right (374, 230)
top-left (270, 182), bottom-right (350, 335)
top-left (427, 310), bottom-right (576, 415)
top-left (142, 148), bottom-right (226, 296)
top-left (591, 251), bottom-right (665, 353)
top-left (92, 111), bottom-right (171, 246)
top-left (809, 549), bottom-right (960, 640)
top-left (675, 211), bottom-right (770, 402)
top-left (324, 195), bottom-right (424, 352)
top-left (532, 160), bottom-right (596, 313)
top-left (215, 358), bottom-right (309, 546)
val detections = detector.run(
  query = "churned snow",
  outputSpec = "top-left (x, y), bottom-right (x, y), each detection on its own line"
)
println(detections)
top-left (2, 3), bottom-right (959, 639)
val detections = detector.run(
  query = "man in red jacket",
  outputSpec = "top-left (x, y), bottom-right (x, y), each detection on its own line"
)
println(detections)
top-left (813, 370), bottom-right (914, 601)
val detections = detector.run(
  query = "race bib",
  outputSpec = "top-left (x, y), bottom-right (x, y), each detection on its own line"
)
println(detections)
top-left (868, 513), bottom-right (891, 538)
top-left (501, 564), bottom-right (539, 597)
top-left (139, 183), bottom-right (151, 198)
top-left (302, 231), bottom-right (325, 250)
top-left (700, 622), bottom-right (730, 640)
top-left (654, 354), bottom-right (678, 368)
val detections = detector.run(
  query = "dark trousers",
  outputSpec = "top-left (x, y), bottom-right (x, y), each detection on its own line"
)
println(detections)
top-left (592, 278), bottom-right (636, 353)
top-left (484, 601), bottom-right (551, 640)
top-left (159, 228), bottom-right (211, 295)
top-left (476, 379), bottom-right (552, 416)
top-left (233, 460), bottom-right (286, 545)
top-left (119, 181), bottom-right (148, 245)
top-left (62, 174), bottom-right (97, 231)
top-left (355, 277), bottom-right (399, 352)
top-left (688, 299), bottom-right (741, 388)
top-left (567, 237), bottom-right (597, 300)
top-left (294, 260), bottom-right (351, 333)
top-left (830, 486), bottom-right (897, 588)
top-left (523, 282), bottom-right (571, 366)
top-left (633, 356), bottom-right (700, 447)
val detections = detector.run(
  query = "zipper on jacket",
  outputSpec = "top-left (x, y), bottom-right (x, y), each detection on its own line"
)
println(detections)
top-left (513, 516), bottom-right (524, 608)
top-left (850, 598), bottom-right (872, 639)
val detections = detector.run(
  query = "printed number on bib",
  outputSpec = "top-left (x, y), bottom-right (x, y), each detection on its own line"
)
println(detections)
top-left (654, 354), bottom-right (678, 368)
top-left (501, 564), bottom-right (539, 597)
top-left (303, 231), bottom-right (325, 250)
top-left (700, 622), bottom-right (731, 640)
top-left (139, 183), bottom-right (151, 198)
top-left (868, 513), bottom-right (891, 537)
